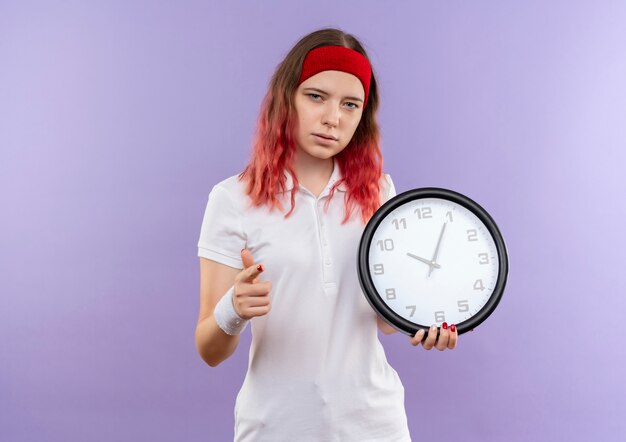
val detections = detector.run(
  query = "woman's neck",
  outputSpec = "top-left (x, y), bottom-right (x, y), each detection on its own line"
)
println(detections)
top-left (293, 153), bottom-right (334, 198)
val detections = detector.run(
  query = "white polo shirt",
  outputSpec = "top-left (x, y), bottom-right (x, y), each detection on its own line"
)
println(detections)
top-left (197, 159), bottom-right (411, 442)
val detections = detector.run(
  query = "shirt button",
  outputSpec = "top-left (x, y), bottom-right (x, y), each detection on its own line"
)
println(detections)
top-left (325, 258), bottom-right (331, 265)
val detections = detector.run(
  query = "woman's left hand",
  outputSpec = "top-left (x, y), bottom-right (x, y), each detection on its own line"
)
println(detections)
top-left (410, 322), bottom-right (458, 351)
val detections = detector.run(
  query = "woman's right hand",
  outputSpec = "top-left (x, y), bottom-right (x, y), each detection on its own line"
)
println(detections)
top-left (233, 249), bottom-right (272, 320)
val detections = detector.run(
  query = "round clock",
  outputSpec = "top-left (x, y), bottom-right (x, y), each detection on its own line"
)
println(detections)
top-left (357, 187), bottom-right (508, 337)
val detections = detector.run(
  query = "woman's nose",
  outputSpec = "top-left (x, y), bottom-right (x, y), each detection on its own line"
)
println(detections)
top-left (322, 103), bottom-right (340, 127)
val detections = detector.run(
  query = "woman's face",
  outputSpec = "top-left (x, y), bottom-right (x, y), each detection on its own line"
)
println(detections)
top-left (292, 70), bottom-right (365, 161)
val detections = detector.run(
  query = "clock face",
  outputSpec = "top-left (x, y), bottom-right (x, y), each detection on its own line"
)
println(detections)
top-left (358, 188), bottom-right (508, 335)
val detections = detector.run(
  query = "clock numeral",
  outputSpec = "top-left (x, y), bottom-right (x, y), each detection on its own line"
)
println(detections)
top-left (373, 264), bottom-right (384, 275)
top-left (445, 211), bottom-right (454, 222)
top-left (385, 288), bottom-right (396, 300)
top-left (473, 279), bottom-right (485, 291)
top-left (467, 229), bottom-right (478, 242)
top-left (392, 218), bottom-right (407, 230)
top-left (376, 238), bottom-right (395, 251)
top-left (435, 311), bottom-right (446, 323)
top-left (414, 207), bottom-right (432, 219)
top-left (458, 300), bottom-right (469, 312)
top-left (478, 253), bottom-right (489, 265)
top-left (406, 305), bottom-right (416, 317)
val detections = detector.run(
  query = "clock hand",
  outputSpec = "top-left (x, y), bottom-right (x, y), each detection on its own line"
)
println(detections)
top-left (406, 253), bottom-right (441, 269)
top-left (428, 222), bottom-right (447, 277)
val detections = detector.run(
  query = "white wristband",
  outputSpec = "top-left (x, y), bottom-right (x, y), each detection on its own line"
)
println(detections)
top-left (213, 286), bottom-right (249, 335)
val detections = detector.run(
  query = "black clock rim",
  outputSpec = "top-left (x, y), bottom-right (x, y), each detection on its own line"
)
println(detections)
top-left (357, 187), bottom-right (509, 336)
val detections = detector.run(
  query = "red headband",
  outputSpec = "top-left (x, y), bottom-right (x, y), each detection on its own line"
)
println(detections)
top-left (298, 45), bottom-right (372, 108)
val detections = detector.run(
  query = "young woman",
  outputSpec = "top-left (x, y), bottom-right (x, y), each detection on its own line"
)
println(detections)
top-left (195, 28), bottom-right (458, 442)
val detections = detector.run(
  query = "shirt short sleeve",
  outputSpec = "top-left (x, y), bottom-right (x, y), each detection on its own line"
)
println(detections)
top-left (197, 184), bottom-right (246, 269)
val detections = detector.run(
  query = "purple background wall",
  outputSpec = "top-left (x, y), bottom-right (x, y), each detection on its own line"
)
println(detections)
top-left (1, 1), bottom-right (625, 441)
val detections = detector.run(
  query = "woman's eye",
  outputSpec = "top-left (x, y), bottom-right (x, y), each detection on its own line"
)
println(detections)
top-left (345, 102), bottom-right (358, 109)
top-left (308, 93), bottom-right (322, 100)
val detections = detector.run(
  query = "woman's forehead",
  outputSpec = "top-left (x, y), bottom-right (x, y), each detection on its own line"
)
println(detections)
top-left (299, 70), bottom-right (364, 98)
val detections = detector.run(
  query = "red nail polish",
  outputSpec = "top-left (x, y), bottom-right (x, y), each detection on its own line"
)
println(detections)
top-left (450, 324), bottom-right (456, 332)
top-left (257, 264), bottom-right (263, 272)
top-left (442, 322), bottom-right (448, 330)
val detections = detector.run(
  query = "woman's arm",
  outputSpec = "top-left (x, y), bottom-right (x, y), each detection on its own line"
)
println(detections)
top-left (195, 258), bottom-right (242, 367)
top-left (195, 250), bottom-right (272, 366)
top-left (376, 315), bottom-right (397, 335)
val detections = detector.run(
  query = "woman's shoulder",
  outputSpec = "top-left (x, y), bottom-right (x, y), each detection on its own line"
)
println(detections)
top-left (380, 172), bottom-right (394, 187)
top-left (203, 173), bottom-right (250, 213)
top-left (210, 172), bottom-right (247, 196)
top-left (379, 172), bottom-right (396, 203)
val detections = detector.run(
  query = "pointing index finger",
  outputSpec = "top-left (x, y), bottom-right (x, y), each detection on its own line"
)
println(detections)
top-left (243, 263), bottom-right (264, 283)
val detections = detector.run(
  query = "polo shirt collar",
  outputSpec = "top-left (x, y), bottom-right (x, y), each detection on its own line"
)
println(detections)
top-left (282, 158), bottom-right (348, 193)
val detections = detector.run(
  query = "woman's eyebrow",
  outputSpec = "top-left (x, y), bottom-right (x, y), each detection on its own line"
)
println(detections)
top-left (303, 87), bottom-right (364, 103)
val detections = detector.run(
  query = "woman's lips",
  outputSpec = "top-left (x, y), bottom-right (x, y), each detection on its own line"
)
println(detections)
top-left (312, 133), bottom-right (338, 144)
